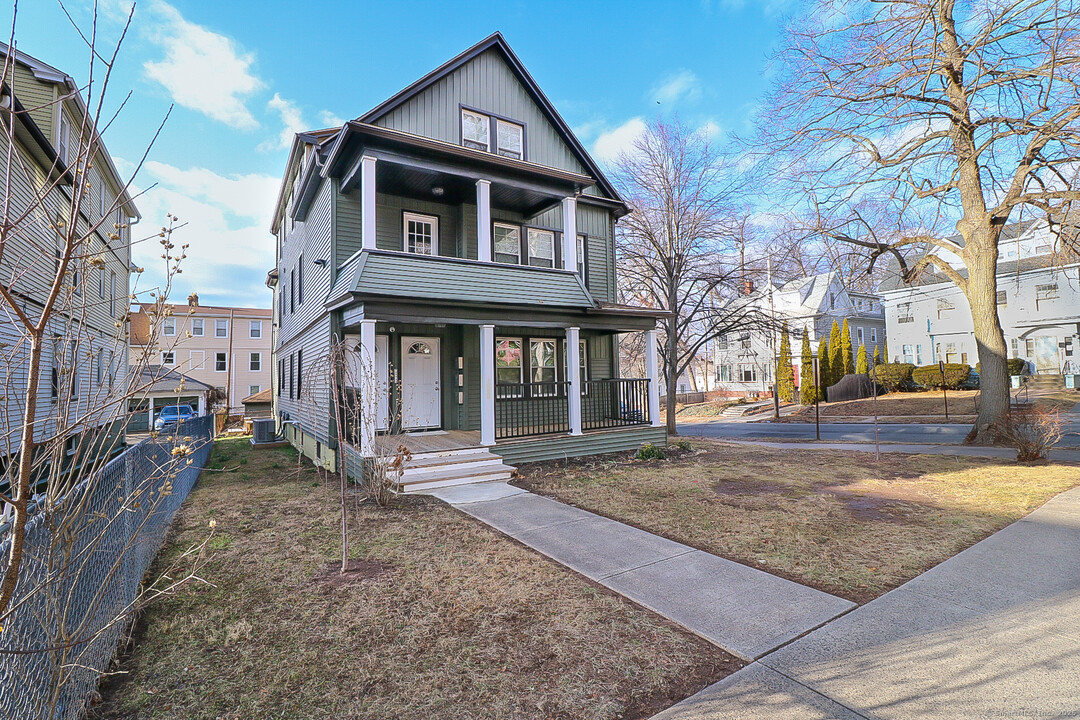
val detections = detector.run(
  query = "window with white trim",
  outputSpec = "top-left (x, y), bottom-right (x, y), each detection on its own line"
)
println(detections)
top-left (249, 385), bottom-right (261, 396)
top-left (215, 319), bottom-right (228, 338)
top-left (496, 337), bottom-right (522, 386)
top-left (161, 351), bottom-right (175, 366)
top-left (163, 317), bottom-right (176, 336)
top-left (215, 352), bottom-right (227, 372)
top-left (461, 109), bottom-right (490, 151)
top-left (494, 223), bottom-right (520, 264)
top-left (527, 228), bottom-right (555, 268)
top-left (562, 339), bottom-right (588, 383)
top-left (58, 112), bottom-right (71, 165)
top-left (403, 212), bottom-right (438, 255)
top-left (250, 352), bottom-right (261, 372)
top-left (577, 233), bottom-right (587, 280)
top-left (856, 327), bottom-right (864, 344)
top-left (530, 339), bottom-right (557, 392)
top-left (870, 327), bottom-right (878, 343)
top-left (897, 302), bottom-right (914, 323)
top-left (192, 318), bottom-right (204, 336)
top-left (189, 350), bottom-right (206, 370)
top-left (97, 267), bottom-right (105, 299)
top-left (109, 271), bottom-right (116, 316)
top-left (717, 364), bottom-right (732, 382)
top-left (249, 320), bottom-right (262, 338)
top-left (496, 118), bottom-right (523, 159)
top-left (739, 364), bottom-right (757, 383)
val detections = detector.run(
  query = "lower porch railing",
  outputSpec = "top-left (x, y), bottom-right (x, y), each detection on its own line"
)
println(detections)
top-left (582, 378), bottom-right (651, 430)
top-left (495, 382), bottom-right (570, 439)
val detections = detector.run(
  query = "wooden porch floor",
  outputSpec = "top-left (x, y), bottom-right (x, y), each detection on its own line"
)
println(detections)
top-left (375, 430), bottom-right (483, 455)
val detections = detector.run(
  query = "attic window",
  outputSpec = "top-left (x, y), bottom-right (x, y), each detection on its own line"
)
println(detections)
top-left (496, 119), bottom-right (523, 159)
top-left (462, 109), bottom-right (490, 151)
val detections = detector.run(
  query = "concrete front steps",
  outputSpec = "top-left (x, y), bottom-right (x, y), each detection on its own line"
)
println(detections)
top-left (1026, 373), bottom-right (1065, 391)
top-left (393, 447), bottom-right (516, 493)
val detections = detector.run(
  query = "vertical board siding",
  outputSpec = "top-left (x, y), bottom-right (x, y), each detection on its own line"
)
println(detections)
top-left (374, 193), bottom-right (462, 256)
top-left (373, 49), bottom-right (589, 177)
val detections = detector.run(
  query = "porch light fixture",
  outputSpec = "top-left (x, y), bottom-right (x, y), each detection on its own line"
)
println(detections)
top-left (313, 258), bottom-right (328, 267)
top-left (431, 186), bottom-right (445, 197)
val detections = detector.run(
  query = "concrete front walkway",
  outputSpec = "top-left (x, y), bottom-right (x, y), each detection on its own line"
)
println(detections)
top-left (428, 483), bottom-right (854, 661)
top-left (652, 485), bottom-right (1080, 719)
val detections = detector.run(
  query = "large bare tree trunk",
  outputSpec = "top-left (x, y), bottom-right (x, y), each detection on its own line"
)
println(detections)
top-left (965, 243), bottom-right (1010, 443)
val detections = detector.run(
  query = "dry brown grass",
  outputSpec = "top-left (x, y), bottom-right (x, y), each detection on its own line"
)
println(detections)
top-left (95, 438), bottom-right (738, 720)
top-left (515, 440), bottom-right (1080, 604)
top-left (782, 390), bottom-right (1078, 420)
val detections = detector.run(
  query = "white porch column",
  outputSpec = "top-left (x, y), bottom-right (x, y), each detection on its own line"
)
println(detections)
top-left (477, 180), bottom-right (492, 262)
top-left (360, 155), bottom-right (377, 251)
top-left (645, 328), bottom-right (662, 427)
top-left (197, 394), bottom-right (206, 416)
top-left (562, 196), bottom-right (577, 271)
top-left (567, 327), bottom-right (583, 436)
top-left (480, 324), bottom-right (496, 445)
top-left (358, 319), bottom-right (377, 456)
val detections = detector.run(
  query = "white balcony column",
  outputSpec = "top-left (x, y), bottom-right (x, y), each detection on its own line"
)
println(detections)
top-left (480, 324), bottom-right (496, 445)
top-left (562, 196), bottom-right (577, 271)
top-left (358, 319), bottom-right (377, 456)
top-left (477, 180), bottom-right (492, 262)
top-left (645, 327), bottom-right (662, 427)
top-left (360, 156), bottom-right (377, 251)
top-left (567, 326), bottom-right (583, 436)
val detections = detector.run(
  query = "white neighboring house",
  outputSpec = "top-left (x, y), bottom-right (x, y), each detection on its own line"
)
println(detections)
top-left (879, 219), bottom-right (1079, 379)
top-left (710, 273), bottom-right (886, 397)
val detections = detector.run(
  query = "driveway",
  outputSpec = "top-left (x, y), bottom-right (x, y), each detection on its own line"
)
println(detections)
top-left (652, 485), bottom-right (1080, 719)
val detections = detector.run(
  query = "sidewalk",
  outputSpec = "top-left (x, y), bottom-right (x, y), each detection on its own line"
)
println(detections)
top-left (721, 438), bottom-right (1080, 463)
top-left (428, 482), bottom-right (854, 661)
top-left (652, 485), bottom-right (1080, 719)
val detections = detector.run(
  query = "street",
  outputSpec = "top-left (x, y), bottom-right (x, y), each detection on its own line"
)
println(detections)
top-left (680, 417), bottom-right (1080, 448)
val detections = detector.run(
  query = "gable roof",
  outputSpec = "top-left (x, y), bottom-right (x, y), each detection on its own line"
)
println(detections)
top-left (356, 32), bottom-right (622, 204)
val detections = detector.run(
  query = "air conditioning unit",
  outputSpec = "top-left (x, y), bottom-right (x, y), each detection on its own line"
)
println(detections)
top-left (252, 418), bottom-right (277, 444)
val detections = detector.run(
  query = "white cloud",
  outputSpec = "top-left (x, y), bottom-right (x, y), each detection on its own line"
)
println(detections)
top-left (592, 118), bottom-right (647, 164)
top-left (319, 110), bottom-right (345, 127)
top-left (260, 93), bottom-right (306, 151)
top-left (143, 1), bottom-right (264, 130)
top-left (129, 161), bottom-right (279, 307)
top-left (651, 70), bottom-right (701, 105)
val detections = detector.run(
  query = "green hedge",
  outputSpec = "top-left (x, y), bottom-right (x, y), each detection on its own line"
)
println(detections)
top-left (912, 363), bottom-right (972, 389)
top-left (975, 358), bottom-right (1027, 377)
top-left (873, 363), bottom-right (915, 392)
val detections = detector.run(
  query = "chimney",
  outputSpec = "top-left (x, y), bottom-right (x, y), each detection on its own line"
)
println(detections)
top-left (743, 279), bottom-right (755, 295)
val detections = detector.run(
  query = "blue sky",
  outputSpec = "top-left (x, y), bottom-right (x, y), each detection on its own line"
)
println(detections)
top-left (9, 0), bottom-right (792, 307)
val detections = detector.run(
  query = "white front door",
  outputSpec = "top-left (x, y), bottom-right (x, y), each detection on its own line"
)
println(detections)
top-left (401, 336), bottom-right (441, 429)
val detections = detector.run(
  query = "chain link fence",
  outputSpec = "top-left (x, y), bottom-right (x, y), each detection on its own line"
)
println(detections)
top-left (0, 415), bottom-right (215, 719)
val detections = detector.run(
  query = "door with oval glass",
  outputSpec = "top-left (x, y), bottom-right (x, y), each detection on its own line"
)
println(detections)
top-left (401, 336), bottom-right (441, 430)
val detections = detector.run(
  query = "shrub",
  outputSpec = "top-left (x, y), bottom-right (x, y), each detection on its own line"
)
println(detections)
top-left (911, 363), bottom-right (971, 390)
top-left (675, 439), bottom-right (692, 451)
top-left (636, 443), bottom-right (666, 460)
top-left (996, 407), bottom-right (1063, 461)
top-left (976, 358), bottom-right (1028, 377)
top-left (873, 363), bottom-right (916, 392)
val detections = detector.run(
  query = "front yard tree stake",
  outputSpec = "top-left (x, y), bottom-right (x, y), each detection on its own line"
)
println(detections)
top-left (761, 0), bottom-right (1080, 444)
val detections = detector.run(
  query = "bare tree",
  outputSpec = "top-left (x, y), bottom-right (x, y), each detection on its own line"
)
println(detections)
top-left (760, 0), bottom-right (1080, 443)
top-left (614, 118), bottom-right (771, 433)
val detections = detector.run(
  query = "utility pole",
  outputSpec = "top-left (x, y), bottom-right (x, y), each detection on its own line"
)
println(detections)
top-left (812, 356), bottom-right (821, 440)
top-left (768, 257), bottom-right (779, 419)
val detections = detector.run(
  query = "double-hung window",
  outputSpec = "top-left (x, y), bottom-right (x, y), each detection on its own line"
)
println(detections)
top-left (494, 223), bottom-right (520, 264)
top-left (249, 385), bottom-right (261, 396)
top-left (462, 109), bottom-right (490, 151)
top-left (97, 267), bottom-right (105, 298)
top-left (527, 229), bottom-right (555, 268)
top-left (496, 338), bottom-right (523, 387)
top-left (163, 317), bottom-right (176, 336)
top-left (718, 364), bottom-right (732, 382)
top-left (109, 272), bottom-right (116, 317)
top-left (739, 364), bottom-right (757, 383)
top-left (215, 352), bottom-right (227, 372)
top-left (249, 320), bottom-right (262, 339)
top-left (870, 327), bottom-right (878, 343)
top-left (192, 318), bottom-right (204, 336)
top-left (856, 327), bottom-right (864, 344)
top-left (496, 119), bottom-right (523, 159)
top-left (250, 352), bottom-right (261, 372)
top-left (530, 339), bottom-right (557, 394)
top-left (215, 319), bottom-right (228, 338)
top-left (297, 255), bottom-right (304, 305)
top-left (161, 351), bottom-right (175, 366)
top-left (576, 233), bottom-right (587, 280)
top-left (403, 212), bottom-right (438, 255)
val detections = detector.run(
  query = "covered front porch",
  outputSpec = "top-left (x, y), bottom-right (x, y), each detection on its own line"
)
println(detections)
top-left (340, 308), bottom-right (664, 459)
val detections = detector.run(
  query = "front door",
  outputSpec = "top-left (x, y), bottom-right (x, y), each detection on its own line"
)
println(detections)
top-left (401, 336), bottom-right (441, 430)
top-left (1034, 336), bottom-right (1060, 373)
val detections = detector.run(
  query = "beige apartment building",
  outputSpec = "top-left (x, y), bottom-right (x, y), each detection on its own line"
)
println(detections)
top-left (130, 303), bottom-right (273, 413)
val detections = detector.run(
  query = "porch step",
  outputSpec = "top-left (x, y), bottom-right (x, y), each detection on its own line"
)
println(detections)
top-left (392, 448), bottom-right (516, 493)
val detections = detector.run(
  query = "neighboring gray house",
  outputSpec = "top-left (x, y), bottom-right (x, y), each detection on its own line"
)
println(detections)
top-left (880, 220), bottom-right (1079, 379)
top-left (268, 33), bottom-right (665, 490)
top-left (125, 366), bottom-right (211, 433)
top-left (711, 273), bottom-right (886, 397)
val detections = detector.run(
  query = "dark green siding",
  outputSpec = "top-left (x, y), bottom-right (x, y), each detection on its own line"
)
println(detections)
top-left (371, 48), bottom-right (589, 177)
top-left (355, 251), bottom-right (592, 307)
top-left (492, 426), bottom-right (667, 466)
